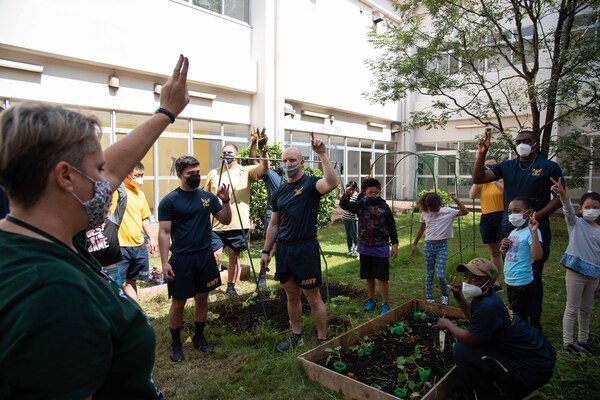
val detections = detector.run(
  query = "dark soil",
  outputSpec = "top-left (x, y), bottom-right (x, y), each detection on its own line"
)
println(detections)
top-left (321, 314), bottom-right (465, 399)
top-left (210, 282), bottom-right (365, 333)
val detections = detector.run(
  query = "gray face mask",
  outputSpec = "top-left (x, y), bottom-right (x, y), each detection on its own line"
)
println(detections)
top-left (70, 166), bottom-right (113, 229)
top-left (283, 164), bottom-right (300, 178)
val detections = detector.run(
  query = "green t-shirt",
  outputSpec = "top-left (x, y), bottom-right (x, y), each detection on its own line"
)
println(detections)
top-left (0, 231), bottom-right (162, 399)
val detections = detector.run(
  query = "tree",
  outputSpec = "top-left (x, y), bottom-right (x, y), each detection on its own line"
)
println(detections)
top-left (366, 0), bottom-right (600, 186)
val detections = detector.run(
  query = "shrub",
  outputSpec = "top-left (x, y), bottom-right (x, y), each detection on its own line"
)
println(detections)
top-left (238, 144), bottom-right (336, 239)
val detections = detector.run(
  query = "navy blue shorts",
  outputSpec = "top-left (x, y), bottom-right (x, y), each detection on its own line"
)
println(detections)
top-left (479, 211), bottom-right (503, 244)
top-left (211, 229), bottom-right (249, 252)
top-left (359, 254), bottom-right (390, 281)
top-left (116, 245), bottom-right (150, 282)
top-left (167, 249), bottom-right (222, 299)
top-left (275, 239), bottom-right (321, 289)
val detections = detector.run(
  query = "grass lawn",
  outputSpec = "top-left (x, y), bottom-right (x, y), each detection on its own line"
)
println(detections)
top-left (141, 213), bottom-right (600, 399)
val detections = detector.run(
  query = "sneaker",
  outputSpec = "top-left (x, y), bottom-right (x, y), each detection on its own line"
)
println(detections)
top-left (347, 250), bottom-right (353, 256)
top-left (226, 285), bottom-right (238, 297)
top-left (562, 343), bottom-right (581, 355)
top-left (258, 272), bottom-right (267, 289)
top-left (441, 296), bottom-right (449, 306)
top-left (276, 334), bottom-right (304, 353)
top-left (363, 298), bottom-right (376, 312)
top-left (192, 335), bottom-right (214, 352)
top-left (316, 338), bottom-right (328, 347)
top-left (426, 298), bottom-right (435, 304)
top-left (380, 303), bottom-right (390, 314)
top-left (356, 253), bottom-right (360, 260)
top-left (577, 341), bottom-right (594, 354)
top-left (170, 343), bottom-right (185, 362)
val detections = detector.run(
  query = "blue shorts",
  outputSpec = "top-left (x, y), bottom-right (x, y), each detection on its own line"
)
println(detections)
top-left (211, 229), bottom-right (249, 252)
top-left (480, 211), bottom-right (503, 244)
top-left (116, 245), bottom-right (150, 282)
top-left (275, 239), bottom-right (321, 289)
top-left (359, 254), bottom-right (389, 281)
top-left (167, 249), bottom-right (222, 299)
top-left (101, 265), bottom-right (123, 286)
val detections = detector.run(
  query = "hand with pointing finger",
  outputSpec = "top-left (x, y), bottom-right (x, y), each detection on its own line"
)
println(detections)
top-left (447, 275), bottom-right (461, 298)
top-left (311, 132), bottom-right (326, 155)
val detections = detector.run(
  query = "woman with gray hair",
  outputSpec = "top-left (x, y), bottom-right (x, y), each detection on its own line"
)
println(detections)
top-left (0, 55), bottom-right (189, 399)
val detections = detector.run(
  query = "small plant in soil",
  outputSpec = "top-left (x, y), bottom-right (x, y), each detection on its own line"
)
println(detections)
top-left (390, 321), bottom-right (406, 335)
top-left (350, 332), bottom-right (375, 356)
top-left (323, 346), bottom-right (347, 373)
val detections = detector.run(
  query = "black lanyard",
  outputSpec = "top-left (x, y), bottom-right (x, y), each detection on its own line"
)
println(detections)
top-left (6, 215), bottom-right (97, 270)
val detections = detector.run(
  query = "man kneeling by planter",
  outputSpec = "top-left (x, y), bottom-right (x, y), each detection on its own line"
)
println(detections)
top-left (433, 258), bottom-right (555, 400)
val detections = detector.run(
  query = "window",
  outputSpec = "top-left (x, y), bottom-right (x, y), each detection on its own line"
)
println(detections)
top-left (184, 0), bottom-right (249, 23)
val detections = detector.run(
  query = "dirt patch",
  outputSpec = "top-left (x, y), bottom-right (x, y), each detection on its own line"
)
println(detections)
top-left (320, 313), bottom-right (464, 398)
top-left (210, 282), bottom-right (365, 333)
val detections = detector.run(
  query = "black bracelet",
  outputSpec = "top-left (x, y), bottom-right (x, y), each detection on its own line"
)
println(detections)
top-left (262, 249), bottom-right (271, 255)
top-left (222, 199), bottom-right (230, 203)
top-left (155, 107), bottom-right (175, 123)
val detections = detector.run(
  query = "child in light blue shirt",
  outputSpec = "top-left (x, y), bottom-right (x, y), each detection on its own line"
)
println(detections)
top-left (500, 196), bottom-right (543, 324)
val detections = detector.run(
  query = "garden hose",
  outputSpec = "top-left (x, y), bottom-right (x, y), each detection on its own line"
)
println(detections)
top-left (318, 241), bottom-right (330, 304)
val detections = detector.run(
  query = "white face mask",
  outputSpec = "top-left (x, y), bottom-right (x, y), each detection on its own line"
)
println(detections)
top-left (516, 143), bottom-right (532, 157)
top-left (131, 177), bottom-right (144, 188)
top-left (462, 280), bottom-right (490, 301)
top-left (582, 209), bottom-right (600, 222)
top-left (508, 213), bottom-right (526, 227)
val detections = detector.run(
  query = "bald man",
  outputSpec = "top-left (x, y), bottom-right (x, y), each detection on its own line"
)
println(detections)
top-left (260, 136), bottom-right (338, 352)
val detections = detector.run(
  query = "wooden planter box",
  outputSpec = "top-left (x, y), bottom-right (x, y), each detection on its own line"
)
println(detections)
top-left (298, 299), bottom-right (464, 400)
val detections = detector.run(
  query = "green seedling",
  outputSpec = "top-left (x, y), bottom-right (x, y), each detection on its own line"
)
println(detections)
top-left (395, 386), bottom-right (408, 398)
top-left (418, 367), bottom-right (431, 381)
top-left (390, 322), bottom-right (405, 335)
top-left (323, 345), bottom-right (343, 368)
top-left (350, 334), bottom-right (374, 357)
top-left (412, 311), bottom-right (427, 321)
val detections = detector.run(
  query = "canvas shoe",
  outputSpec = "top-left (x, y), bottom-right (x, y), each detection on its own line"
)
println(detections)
top-left (426, 298), bottom-right (435, 304)
top-left (226, 284), bottom-right (238, 297)
top-left (170, 342), bottom-right (185, 362)
top-left (441, 296), bottom-right (449, 306)
top-left (363, 298), bottom-right (376, 312)
top-left (276, 334), bottom-right (304, 353)
top-left (192, 335), bottom-right (214, 352)
top-left (577, 341), bottom-right (594, 354)
top-left (562, 343), bottom-right (581, 355)
top-left (258, 272), bottom-right (268, 289)
top-left (380, 303), bottom-right (390, 314)
top-left (347, 250), bottom-right (353, 256)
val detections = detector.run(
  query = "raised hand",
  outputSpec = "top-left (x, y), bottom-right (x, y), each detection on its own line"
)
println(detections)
top-left (528, 211), bottom-right (539, 232)
top-left (550, 177), bottom-right (566, 199)
top-left (500, 238), bottom-right (511, 253)
top-left (311, 132), bottom-right (326, 155)
top-left (217, 184), bottom-right (230, 202)
top-left (447, 275), bottom-right (461, 297)
top-left (477, 129), bottom-right (491, 155)
top-left (159, 55), bottom-right (190, 117)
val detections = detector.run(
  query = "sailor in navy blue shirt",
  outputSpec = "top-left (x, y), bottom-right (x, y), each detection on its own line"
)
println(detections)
top-left (434, 258), bottom-right (555, 399)
top-left (473, 129), bottom-right (563, 331)
top-left (157, 156), bottom-right (231, 362)
top-left (260, 135), bottom-right (338, 352)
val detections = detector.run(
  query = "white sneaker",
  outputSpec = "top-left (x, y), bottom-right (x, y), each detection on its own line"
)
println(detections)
top-left (426, 298), bottom-right (435, 304)
top-left (441, 296), bottom-right (449, 306)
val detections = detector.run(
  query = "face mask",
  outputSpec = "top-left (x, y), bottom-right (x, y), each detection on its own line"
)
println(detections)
top-left (516, 143), bottom-right (532, 157)
top-left (223, 154), bottom-right (235, 164)
top-left (365, 196), bottom-right (379, 205)
top-left (130, 177), bottom-right (144, 188)
top-left (508, 213), bottom-right (526, 227)
top-left (582, 209), bottom-right (600, 222)
top-left (70, 167), bottom-right (113, 229)
top-left (185, 174), bottom-right (201, 189)
top-left (283, 164), bottom-right (300, 178)
top-left (462, 279), bottom-right (490, 301)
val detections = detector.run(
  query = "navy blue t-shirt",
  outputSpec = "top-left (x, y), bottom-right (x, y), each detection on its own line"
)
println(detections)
top-left (469, 291), bottom-right (555, 369)
top-left (262, 168), bottom-right (285, 214)
top-left (158, 187), bottom-right (222, 254)
top-left (491, 155), bottom-right (563, 229)
top-left (271, 174), bottom-right (322, 243)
